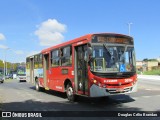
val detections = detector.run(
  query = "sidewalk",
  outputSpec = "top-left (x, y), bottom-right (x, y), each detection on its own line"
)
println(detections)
top-left (138, 75), bottom-right (160, 80)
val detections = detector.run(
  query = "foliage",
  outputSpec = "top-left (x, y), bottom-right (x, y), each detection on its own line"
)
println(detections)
top-left (148, 59), bottom-right (158, 62)
top-left (143, 68), bottom-right (160, 75)
top-left (143, 58), bottom-right (158, 62)
top-left (143, 58), bottom-right (148, 62)
top-left (0, 59), bottom-right (19, 72)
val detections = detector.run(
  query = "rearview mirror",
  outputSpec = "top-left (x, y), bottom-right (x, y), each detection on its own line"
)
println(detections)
top-left (88, 47), bottom-right (92, 56)
top-left (84, 47), bottom-right (93, 62)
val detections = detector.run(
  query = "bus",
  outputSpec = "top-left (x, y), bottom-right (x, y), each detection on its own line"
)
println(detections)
top-left (26, 33), bottom-right (137, 101)
top-left (17, 66), bottom-right (26, 82)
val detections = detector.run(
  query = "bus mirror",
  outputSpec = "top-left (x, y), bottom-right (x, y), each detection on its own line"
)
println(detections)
top-left (84, 51), bottom-right (88, 62)
top-left (84, 47), bottom-right (93, 62)
top-left (88, 47), bottom-right (92, 56)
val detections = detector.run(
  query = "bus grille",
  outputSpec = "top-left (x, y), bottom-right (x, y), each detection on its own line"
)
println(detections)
top-left (106, 87), bottom-right (132, 94)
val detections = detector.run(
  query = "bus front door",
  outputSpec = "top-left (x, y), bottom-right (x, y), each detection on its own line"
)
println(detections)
top-left (75, 44), bottom-right (88, 95)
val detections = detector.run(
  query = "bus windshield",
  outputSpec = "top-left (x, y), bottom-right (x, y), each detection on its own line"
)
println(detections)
top-left (17, 67), bottom-right (26, 76)
top-left (90, 44), bottom-right (136, 73)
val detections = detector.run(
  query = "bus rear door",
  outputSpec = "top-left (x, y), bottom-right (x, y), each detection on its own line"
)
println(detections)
top-left (43, 53), bottom-right (49, 90)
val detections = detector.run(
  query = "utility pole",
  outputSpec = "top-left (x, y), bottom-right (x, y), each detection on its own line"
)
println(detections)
top-left (3, 47), bottom-right (10, 80)
top-left (3, 50), bottom-right (6, 80)
top-left (128, 22), bottom-right (133, 36)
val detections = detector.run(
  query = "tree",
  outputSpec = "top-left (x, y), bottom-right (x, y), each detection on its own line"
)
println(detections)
top-left (143, 58), bottom-right (148, 62)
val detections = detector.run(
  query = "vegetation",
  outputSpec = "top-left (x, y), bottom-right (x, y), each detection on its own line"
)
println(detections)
top-left (0, 60), bottom-right (21, 75)
top-left (0, 60), bottom-right (19, 70)
top-left (143, 68), bottom-right (160, 75)
top-left (143, 58), bottom-right (158, 62)
top-left (136, 70), bottom-right (141, 74)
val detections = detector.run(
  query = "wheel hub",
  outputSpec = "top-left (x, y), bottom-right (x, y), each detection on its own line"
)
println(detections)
top-left (68, 87), bottom-right (73, 96)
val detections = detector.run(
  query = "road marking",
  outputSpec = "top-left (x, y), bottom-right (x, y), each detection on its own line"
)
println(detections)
top-left (34, 99), bottom-right (43, 102)
top-left (145, 89), bottom-right (151, 90)
top-left (138, 78), bottom-right (160, 81)
top-left (138, 86), bottom-right (160, 91)
top-left (132, 94), bottom-right (160, 100)
top-left (145, 88), bottom-right (160, 91)
top-left (142, 96), bottom-right (151, 98)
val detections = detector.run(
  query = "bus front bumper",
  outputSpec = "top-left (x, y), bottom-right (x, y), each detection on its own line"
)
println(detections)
top-left (90, 82), bottom-right (138, 97)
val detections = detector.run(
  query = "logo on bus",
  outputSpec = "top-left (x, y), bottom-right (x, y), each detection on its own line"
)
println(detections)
top-left (104, 79), bottom-right (117, 83)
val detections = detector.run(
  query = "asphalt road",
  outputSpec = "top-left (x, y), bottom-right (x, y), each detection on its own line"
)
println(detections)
top-left (0, 78), bottom-right (160, 120)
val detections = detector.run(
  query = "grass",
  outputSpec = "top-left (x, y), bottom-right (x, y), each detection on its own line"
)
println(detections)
top-left (4, 78), bottom-right (14, 82)
top-left (143, 68), bottom-right (160, 75)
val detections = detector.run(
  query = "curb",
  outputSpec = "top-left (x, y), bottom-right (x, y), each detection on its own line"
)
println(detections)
top-left (138, 75), bottom-right (160, 80)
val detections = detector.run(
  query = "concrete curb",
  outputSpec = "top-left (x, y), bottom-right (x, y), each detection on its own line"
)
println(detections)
top-left (138, 75), bottom-right (160, 80)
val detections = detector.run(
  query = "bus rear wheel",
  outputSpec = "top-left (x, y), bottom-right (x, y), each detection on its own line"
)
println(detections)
top-left (66, 83), bottom-right (76, 102)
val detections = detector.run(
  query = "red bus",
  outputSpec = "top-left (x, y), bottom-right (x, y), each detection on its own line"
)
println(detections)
top-left (26, 33), bottom-right (137, 101)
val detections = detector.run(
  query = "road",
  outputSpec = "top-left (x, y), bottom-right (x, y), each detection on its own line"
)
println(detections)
top-left (0, 78), bottom-right (160, 120)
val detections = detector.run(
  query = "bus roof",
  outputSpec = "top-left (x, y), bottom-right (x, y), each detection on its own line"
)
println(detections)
top-left (41, 33), bottom-right (92, 54)
top-left (41, 33), bottom-right (132, 54)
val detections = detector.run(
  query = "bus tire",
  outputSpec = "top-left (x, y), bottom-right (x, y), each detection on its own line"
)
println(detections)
top-left (66, 83), bottom-right (75, 102)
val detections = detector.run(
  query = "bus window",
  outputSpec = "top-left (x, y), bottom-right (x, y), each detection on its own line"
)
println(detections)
top-left (34, 55), bottom-right (39, 69)
top-left (26, 58), bottom-right (30, 69)
top-left (51, 50), bottom-right (60, 67)
top-left (61, 46), bottom-right (72, 66)
top-left (38, 54), bottom-right (43, 68)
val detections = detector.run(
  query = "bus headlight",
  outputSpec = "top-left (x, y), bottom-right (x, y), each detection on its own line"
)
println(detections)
top-left (93, 79), bottom-right (97, 83)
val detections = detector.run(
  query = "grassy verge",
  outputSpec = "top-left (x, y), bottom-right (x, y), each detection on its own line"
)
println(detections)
top-left (143, 68), bottom-right (160, 75)
top-left (4, 79), bottom-right (13, 82)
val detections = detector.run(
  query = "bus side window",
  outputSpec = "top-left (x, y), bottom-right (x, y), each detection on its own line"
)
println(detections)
top-left (26, 58), bottom-right (30, 69)
top-left (34, 55), bottom-right (39, 69)
top-left (38, 54), bottom-right (43, 68)
top-left (51, 50), bottom-right (60, 67)
top-left (61, 46), bottom-right (72, 66)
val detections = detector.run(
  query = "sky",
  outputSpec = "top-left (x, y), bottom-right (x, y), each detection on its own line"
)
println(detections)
top-left (0, 0), bottom-right (160, 63)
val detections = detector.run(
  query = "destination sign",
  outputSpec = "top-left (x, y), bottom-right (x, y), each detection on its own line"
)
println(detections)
top-left (92, 36), bottom-right (133, 45)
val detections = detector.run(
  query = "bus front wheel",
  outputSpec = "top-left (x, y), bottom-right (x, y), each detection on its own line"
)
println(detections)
top-left (66, 83), bottom-right (76, 102)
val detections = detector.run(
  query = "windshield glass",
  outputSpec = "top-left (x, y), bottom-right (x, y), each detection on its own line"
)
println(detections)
top-left (17, 67), bottom-right (26, 75)
top-left (90, 45), bottom-right (136, 72)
